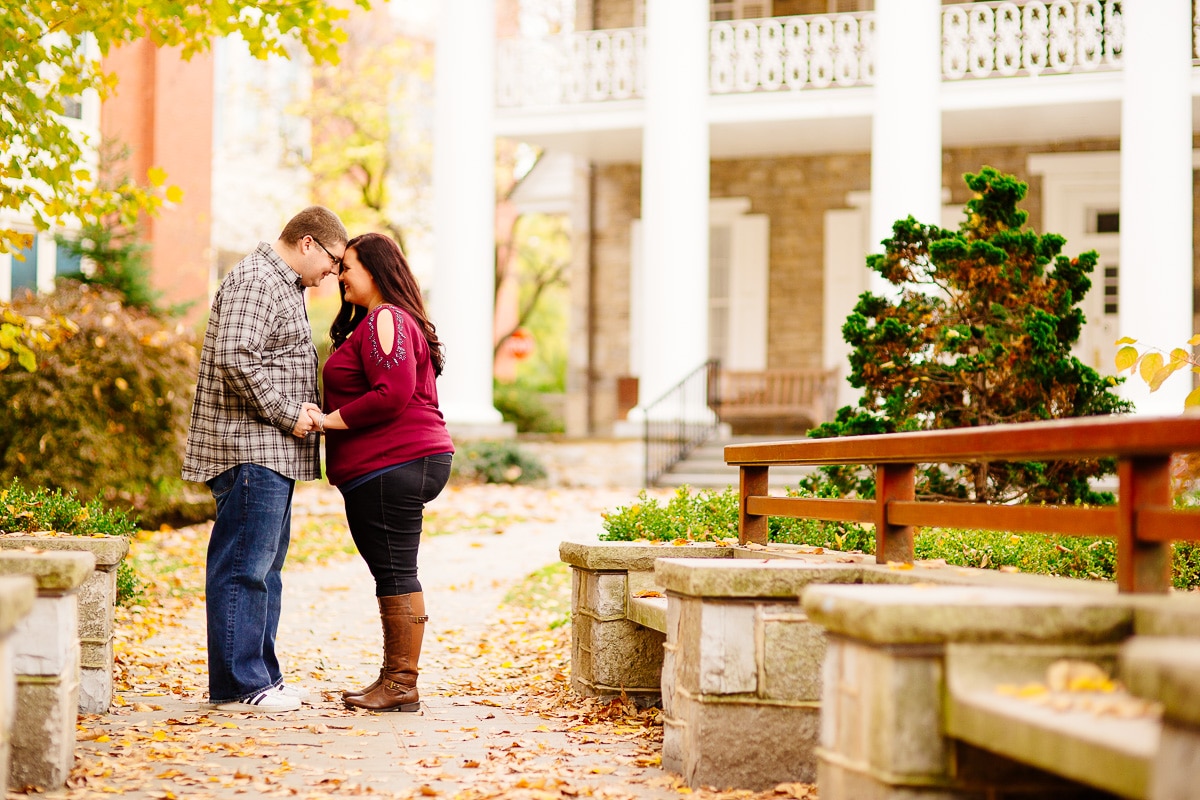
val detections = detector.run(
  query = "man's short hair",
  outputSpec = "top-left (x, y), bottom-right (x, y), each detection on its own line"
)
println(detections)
top-left (279, 206), bottom-right (349, 247)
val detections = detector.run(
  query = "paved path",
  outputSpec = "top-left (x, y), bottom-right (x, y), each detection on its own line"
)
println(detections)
top-left (67, 483), bottom-right (731, 800)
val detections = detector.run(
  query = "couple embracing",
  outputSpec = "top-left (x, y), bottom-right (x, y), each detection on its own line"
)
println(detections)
top-left (182, 206), bottom-right (453, 714)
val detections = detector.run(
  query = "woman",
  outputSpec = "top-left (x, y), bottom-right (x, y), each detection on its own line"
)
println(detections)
top-left (312, 232), bottom-right (454, 712)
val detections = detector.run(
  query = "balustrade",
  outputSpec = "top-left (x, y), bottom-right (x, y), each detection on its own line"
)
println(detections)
top-left (942, 1), bottom-right (1123, 80)
top-left (709, 13), bottom-right (874, 93)
top-left (497, 27), bottom-right (644, 108)
top-left (496, 3), bottom-right (1200, 110)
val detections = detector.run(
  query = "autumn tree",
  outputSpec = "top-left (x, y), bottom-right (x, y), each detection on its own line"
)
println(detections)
top-left (811, 167), bottom-right (1131, 504)
top-left (305, 9), bottom-right (433, 253)
top-left (493, 143), bottom-right (571, 360)
top-left (1, 0), bottom-right (367, 252)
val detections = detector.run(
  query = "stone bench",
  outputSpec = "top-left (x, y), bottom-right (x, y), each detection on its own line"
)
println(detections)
top-left (0, 535), bottom-right (130, 713)
top-left (561, 539), bottom-right (1135, 791)
top-left (804, 582), bottom-right (1200, 800)
top-left (0, 549), bottom-right (93, 791)
top-left (0, 576), bottom-right (36, 794)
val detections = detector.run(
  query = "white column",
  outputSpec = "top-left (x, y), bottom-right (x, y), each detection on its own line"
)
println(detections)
top-left (637, 0), bottom-right (710, 409)
top-left (431, 1), bottom-right (504, 428)
top-left (869, 0), bottom-right (942, 260)
top-left (1119, 0), bottom-right (1194, 414)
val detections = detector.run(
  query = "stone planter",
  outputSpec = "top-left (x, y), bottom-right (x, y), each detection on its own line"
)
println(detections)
top-left (0, 536), bottom-right (129, 714)
top-left (0, 549), bottom-right (93, 791)
top-left (0, 576), bottom-right (36, 794)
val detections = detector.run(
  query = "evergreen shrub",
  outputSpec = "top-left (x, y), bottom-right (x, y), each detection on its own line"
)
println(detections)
top-left (808, 168), bottom-right (1132, 504)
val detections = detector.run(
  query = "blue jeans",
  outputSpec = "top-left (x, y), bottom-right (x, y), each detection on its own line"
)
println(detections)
top-left (205, 463), bottom-right (294, 703)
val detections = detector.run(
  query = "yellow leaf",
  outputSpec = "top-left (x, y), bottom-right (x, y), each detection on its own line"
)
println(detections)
top-left (165, 185), bottom-right (185, 204)
top-left (1186, 387), bottom-right (1200, 409)
top-left (1189, 333), bottom-right (1200, 346)
top-left (1148, 364), bottom-right (1181, 392)
top-left (1114, 336), bottom-right (1138, 345)
top-left (147, 166), bottom-right (168, 187)
top-left (1139, 352), bottom-right (1164, 383)
top-left (1169, 348), bottom-right (1192, 366)
top-left (1114, 346), bottom-right (1139, 372)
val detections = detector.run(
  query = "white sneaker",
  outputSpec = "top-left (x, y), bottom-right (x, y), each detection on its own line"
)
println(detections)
top-left (275, 683), bottom-right (311, 703)
top-left (213, 687), bottom-right (301, 713)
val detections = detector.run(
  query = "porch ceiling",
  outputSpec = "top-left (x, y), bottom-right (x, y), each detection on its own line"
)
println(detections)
top-left (494, 71), bottom-right (1200, 163)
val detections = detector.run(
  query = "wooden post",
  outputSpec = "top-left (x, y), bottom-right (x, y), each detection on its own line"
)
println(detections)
top-left (739, 466), bottom-right (769, 545)
top-left (1117, 456), bottom-right (1173, 593)
top-left (875, 463), bottom-right (916, 564)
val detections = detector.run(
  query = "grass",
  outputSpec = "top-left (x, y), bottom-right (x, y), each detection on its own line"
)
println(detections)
top-left (503, 561), bottom-right (572, 628)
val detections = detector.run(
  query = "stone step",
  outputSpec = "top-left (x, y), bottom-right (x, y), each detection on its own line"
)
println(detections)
top-left (656, 435), bottom-right (819, 491)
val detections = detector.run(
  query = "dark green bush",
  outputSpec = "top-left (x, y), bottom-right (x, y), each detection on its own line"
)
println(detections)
top-left (600, 485), bottom-right (1200, 590)
top-left (451, 440), bottom-right (547, 485)
top-left (0, 281), bottom-right (204, 526)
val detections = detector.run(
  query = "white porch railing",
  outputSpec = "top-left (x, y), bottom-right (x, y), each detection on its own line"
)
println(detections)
top-left (496, 2), bottom-right (1198, 109)
top-left (942, 1), bottom-right (1122, 80)
top-left (496, 27), bottom-right (644, 108)
top-left (710, 12), bottom-right (875, 93)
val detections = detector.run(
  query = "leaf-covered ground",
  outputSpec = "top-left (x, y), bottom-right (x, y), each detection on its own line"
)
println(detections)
top-left (43, 482), bottom-right (816, 800)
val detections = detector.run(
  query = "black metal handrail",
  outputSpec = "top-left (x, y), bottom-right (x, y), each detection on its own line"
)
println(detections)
top-left (643, 359), bottom-right (721, 487)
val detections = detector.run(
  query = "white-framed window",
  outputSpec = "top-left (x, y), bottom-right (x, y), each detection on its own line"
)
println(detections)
top-left (711, 0), bottom-right (773, 21)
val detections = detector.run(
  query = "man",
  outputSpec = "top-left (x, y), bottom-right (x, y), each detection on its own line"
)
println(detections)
top-left (183, 206), bottom-right (347, 713)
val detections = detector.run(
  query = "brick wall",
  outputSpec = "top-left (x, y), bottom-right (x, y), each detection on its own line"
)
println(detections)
top-left (578, 140), bottom-right (1199, 432)
top-left (712, 153), bottom-right (871, 370)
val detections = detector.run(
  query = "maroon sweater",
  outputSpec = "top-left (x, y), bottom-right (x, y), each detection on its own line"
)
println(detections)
top-left (322, 305), bottom-right (453, 486)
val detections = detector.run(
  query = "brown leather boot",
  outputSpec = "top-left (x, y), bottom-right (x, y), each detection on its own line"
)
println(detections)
top-left (344, 593), bottom-right (426, 712)
top-left (341, 596), bottom-right (391, 700)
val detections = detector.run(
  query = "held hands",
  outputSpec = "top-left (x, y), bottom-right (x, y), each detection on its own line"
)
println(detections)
top-left (291, 402), bottom-right (324, 438)
top-left (304, 403), bottom-right (327, 434)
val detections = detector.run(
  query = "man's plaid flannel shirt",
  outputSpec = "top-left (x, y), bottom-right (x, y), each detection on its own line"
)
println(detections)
top-left (183, 243), bottom-right (321, 483)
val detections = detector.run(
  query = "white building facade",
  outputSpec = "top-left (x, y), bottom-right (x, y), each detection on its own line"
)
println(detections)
top-left (432, 0), bottom-right (1199, 435)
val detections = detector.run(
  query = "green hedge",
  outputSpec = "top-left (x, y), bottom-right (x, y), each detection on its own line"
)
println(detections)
top-left (0, 479), bottom-right (142, 603)
top-left (600, 486), bottom-right (1200, 591)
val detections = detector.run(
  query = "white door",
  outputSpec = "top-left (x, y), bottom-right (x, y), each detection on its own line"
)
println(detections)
top-left (709, 199), bottom-right (768, 370)
top-left (1073, 199), bottom-right (1121, 372)
top-left (631, 200), bottom-right (769, 378)
top-left (1028, 153), bottom-right (1122, 376)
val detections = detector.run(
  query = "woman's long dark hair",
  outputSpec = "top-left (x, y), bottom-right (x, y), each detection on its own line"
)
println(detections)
top-left (328, 232), bottom-right (445, 375)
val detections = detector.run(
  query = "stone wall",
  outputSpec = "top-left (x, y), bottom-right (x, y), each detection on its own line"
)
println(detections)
top-left (581, 163), bottom-right (641, 434)
top-left (711, 153), bottom-right (871, 371)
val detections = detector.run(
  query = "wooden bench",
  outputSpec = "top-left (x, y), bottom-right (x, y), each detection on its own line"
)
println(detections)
top-left (709, 368), bottom-right (838, 433)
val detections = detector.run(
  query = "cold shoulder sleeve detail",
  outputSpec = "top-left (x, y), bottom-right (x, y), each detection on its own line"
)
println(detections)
top-left (367, 306), bottom-right (407, 370)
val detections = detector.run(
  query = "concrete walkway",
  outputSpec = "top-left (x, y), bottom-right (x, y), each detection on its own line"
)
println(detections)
top-left (65, 482), bottom-right (769, 800)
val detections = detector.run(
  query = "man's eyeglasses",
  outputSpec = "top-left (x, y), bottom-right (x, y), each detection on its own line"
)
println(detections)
top-left (312, 237), bottom-right (342, 271)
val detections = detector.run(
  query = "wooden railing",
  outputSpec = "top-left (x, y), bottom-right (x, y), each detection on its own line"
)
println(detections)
top-left (725, 415), bottom-right (1200, 593)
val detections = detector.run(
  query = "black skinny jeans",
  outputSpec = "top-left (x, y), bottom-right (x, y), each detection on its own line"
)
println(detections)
top-left (343, 454), bottom-right (453, 597)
